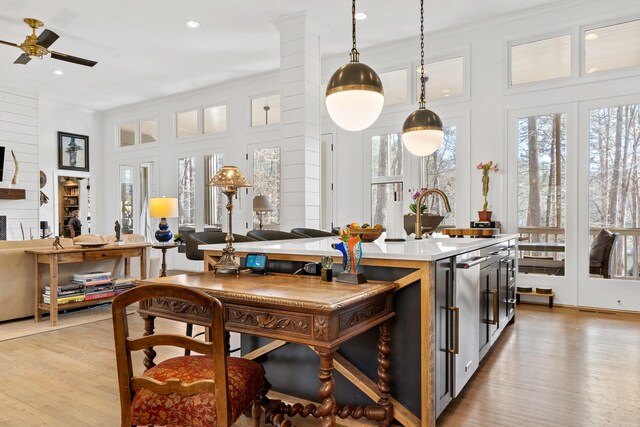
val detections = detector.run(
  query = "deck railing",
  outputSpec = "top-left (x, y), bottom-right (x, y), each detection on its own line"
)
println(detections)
top-left (517, 226), bottom-right (640, 279)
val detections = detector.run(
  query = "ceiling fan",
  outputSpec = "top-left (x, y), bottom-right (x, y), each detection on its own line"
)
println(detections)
top-left (0, 18), bottom-right (97, 67)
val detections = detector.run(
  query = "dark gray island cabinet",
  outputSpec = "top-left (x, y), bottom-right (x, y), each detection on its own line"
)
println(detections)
top-left (202, 234), bottom-right (518, 426)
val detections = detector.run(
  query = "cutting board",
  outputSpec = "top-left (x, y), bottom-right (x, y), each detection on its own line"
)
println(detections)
top-left (441, 228), bottom-right (499, 237)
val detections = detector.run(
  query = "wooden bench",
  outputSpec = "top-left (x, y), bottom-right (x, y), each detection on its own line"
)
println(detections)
top-left (516, 291), bottom-right (555, 308)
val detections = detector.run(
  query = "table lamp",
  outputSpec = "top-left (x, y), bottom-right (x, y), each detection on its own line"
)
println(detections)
top-left (253, 195), bottom-right (274, 230)
top-left (150, 197), bottom-right (178, 244)
top-left (208, 165), bottom-right (251, 273)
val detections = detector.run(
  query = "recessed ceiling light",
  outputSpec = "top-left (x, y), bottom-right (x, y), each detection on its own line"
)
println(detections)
top-left (53, 70), bottom-right (63, 75)
top-left (587, 67), bottom-right (599, 74)
top-left (585, 32), bottom-right (598, 41)
top-left (355, 12), bottom-right (367, 20)
top-left (186, 20), bottom-right (200, 28)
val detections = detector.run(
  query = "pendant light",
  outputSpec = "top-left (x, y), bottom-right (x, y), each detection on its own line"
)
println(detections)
top-left (325, 0), bottom-right (384, 132)
top-left (402, 0), bottom-right (443, 156)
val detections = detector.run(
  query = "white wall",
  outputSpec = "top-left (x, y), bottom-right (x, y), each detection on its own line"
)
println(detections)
top-left (100, 0), bottom-right (640, 309)
top-left (38, 99), bottom-right (102, 235)
top-left (0, 86), bottom-right (39, 240)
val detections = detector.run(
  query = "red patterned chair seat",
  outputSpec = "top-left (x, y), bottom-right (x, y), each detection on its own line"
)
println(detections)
top-left (131, 356), bottom-right (265, 427)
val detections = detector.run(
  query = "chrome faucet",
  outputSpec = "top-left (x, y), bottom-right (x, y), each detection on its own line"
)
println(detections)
top-left (414, 188), bottom-right (452, 239)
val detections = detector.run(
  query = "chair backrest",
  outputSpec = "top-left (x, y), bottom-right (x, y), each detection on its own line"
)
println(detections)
top-left (290, 227), bottom-right (335, 238)
top-left (589, 229), bottom-right (619, 278)
top-left (112, 284), bottom-right (230, 425)
top-left (246, 229), bottom-right (304, 241)
top-left (185, 231), bottom-right (256, 260)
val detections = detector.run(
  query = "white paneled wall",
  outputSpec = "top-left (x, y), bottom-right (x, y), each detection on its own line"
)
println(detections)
top-left (0, 87), bottom-right (39, 240)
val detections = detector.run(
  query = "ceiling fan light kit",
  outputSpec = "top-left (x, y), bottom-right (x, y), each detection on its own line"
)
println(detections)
top-left (325, 0), bottom-right (384, 132)
top-left (402, 0), bottom-right (444, 156)
top-left (0, 18), bottom-right (97, 67)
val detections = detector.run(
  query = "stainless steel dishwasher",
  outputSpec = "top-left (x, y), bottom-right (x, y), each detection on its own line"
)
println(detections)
top-left (435, 250), bottom-right (485, 417)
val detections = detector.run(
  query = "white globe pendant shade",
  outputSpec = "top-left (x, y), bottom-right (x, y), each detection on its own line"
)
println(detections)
top-left (325, 89), bottom-right (384, 132)
top-left (402, 128), bottom-right (444, 156)
top-left (402, 106), bottom-right (444, 156)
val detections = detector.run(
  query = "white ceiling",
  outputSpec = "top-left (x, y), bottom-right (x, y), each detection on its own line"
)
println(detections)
top-left (0, 0), bottom-right (564, 111)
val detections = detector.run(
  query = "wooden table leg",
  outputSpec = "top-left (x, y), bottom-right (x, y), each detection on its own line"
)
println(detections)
top-left (124, 258), bottom-right (131, 277)
top-left (49, 256), bottom-right (59, 327)
top-left (316, 348), bottom-right (337, 427)
top-left (142, 314), bottom-right (157, 369)
top-left (160, 248), bottom-right (168, 277)
top-left (376, 321), bottom-right (393, 426)
top-left (140, 248), bottom-right (147, 279)
top-left (34, 256), bottom-right (42, 322)
top-left (549, 295), bottom-right (554, 308)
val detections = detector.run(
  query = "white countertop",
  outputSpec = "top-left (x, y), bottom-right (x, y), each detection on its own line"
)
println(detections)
top-left (200, 233), bottom-right (518, 261)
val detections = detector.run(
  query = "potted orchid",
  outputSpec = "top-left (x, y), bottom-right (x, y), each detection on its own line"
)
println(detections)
top-left (477, 161), bottom-right (499, 221)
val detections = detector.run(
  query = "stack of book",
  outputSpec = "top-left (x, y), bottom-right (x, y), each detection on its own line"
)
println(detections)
top-left (113, 276), bottom-right (135, 295)
top-left (73, 271), bottom-right (114, 301)
top-left (43, 283), bottom-right (85, 305)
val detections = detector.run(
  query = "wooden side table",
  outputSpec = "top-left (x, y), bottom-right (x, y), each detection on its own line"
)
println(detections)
top-left (152, 243), bottom-right (178, 277)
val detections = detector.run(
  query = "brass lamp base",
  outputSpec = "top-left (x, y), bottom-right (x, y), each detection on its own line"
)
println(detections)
top-left (214, 246), bottom-right (240, 274)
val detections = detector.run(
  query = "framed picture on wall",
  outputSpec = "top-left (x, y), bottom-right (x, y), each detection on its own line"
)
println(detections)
top-left (58, 132), bottom-right (89, 172)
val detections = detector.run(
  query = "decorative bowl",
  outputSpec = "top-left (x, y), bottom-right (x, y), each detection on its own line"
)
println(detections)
top-left (348, 227), bottom-right (384, 242)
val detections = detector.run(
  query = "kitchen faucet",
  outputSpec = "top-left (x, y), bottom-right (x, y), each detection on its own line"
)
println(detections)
top-left (414, 188), bottom-right (452, 239)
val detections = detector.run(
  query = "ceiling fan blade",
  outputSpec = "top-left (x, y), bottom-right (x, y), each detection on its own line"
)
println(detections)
top-left (14, 53), bottom-right (31, 65)
top-left (37, 29), bottom-right (59, 48)
top-left (50, 51), bottom-right (97, 67)
top-left (0, 39), bottom-right (19, 47)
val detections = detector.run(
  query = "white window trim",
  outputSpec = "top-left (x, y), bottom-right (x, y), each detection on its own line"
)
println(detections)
top-left (506, 29), bottom-right (576, 91)
top-left (247, 92), bottom-right (282, 131)
top-left (413, 44), bottom-right (471, 106)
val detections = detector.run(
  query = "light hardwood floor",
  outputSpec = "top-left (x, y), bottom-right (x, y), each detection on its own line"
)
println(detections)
top-left (0, 305), bottom-right (638, 426)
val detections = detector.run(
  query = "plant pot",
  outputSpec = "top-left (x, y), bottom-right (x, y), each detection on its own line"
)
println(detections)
top-left (478, 210), bottom-right (492, 221)
top-left (404, 214), bottom-right (445, 236)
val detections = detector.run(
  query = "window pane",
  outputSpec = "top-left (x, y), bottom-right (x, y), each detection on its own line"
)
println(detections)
top-left (417, 57), bottom-right (464, 101)
top-left (178, 157), bottom-right (196, 227)
top-left (251, 94), bottom-right (281, 126)
top-left (517, 113), bottom-right (566, 276)
top-left (140, 119), bottom-right (157, 144)
top-left (421, 126), bottom-right (457, 225)
top-left (204, 105), bottom-right (227, 134)
top-left (119, 165), bottom-right (134, 234)
top-left (253, 147), bottom-right (281, 225)
top-left (371, 134), bottom-right (403, 178)
top-left (589, 103), bottom-right (640, 279)
top-left (379, 69), bottom-right (407, 106)
top-left (511, 35), bottom-right (571, 85)
top-left (204, 154), bottom-right (225, 227)
top-left (371, 182), bottom-right (403, 227)
top-left (119, 123), bottom-right (135, 147)
top-left (585, 20), bottom-right (640, 74)
top-left (139, 162), bottom-right (153, 241)
top-left (176, 110), bottom-right (198, 138)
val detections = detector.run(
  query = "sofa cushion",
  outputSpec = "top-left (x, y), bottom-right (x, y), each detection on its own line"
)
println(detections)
top-left (73, 234), bottom-right (106, 244)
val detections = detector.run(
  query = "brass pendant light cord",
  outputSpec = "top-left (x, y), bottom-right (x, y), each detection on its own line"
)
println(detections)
top-left (419, 0), bottom-right (426, 109)
top-left (350, 0), bottom-right (360, 62)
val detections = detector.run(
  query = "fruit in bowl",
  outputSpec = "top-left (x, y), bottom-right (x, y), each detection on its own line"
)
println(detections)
top-left (347, 223), bottom-right (385, 242)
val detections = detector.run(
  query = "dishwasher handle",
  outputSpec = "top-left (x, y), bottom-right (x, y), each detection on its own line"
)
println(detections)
top-left (447, 306), bottom-right (459, 354)
top-left (456, 256), bottom-right (488, 269)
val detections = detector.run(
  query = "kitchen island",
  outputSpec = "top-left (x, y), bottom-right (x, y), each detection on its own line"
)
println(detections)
top-left (201, 234), bottom-right (518, 426)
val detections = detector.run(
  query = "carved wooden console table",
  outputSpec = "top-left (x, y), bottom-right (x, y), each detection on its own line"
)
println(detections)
top-left (136, 271), bottom-right (397, 427)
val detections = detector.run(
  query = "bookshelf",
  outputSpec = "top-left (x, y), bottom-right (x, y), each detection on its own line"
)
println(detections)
top-left (59, 180), bottom-right (80, 236)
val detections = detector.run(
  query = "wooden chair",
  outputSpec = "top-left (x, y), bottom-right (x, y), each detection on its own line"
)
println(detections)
top-left (112, 284), bottom-right (268, 427)
top-left (589, 229), bottom-right (619, 278)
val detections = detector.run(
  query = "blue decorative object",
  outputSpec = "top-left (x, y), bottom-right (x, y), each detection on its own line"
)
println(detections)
top-left (155, 220), bottom-right (173, 243)
top-left (150, 197), bottom-right (178, 244)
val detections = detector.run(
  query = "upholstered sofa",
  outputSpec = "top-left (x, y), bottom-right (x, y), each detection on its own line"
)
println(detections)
top-left (0, 234), bottom-right (154, 322)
